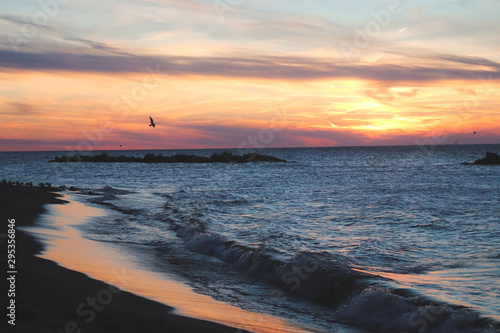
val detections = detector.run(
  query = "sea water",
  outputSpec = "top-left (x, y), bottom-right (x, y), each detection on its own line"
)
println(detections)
top-left (1, 145), bottom-right (499, 332)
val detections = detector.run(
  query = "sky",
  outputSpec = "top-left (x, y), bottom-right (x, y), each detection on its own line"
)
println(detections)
top-left (0, 0), bottom-right (499, 151)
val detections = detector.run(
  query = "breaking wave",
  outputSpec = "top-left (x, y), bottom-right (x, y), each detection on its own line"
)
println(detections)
top-left (158, 200), bottom-right (500, 333)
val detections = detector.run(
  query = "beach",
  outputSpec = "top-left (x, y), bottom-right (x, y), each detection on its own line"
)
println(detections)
top-left (2, 0), bottom-right (500, 330)
top-left (1, 146), bottom-right (499, 333)
top-left (0, 185), bottom-right (252, 333)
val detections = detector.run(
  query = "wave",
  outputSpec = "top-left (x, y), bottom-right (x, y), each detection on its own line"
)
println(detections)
top-left (157, 201), bottom-right (500, 333)
top-left (338, 285), bottom-right (499, 333)
top-left (97, 185), bottom-right (136, 195)
top-left (164, 212), bottom-right (370, 303)
top-left (86, 186), bottom-right (142, 215)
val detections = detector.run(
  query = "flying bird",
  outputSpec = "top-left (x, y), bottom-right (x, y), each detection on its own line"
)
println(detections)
top-left (149, 116), bottom-right (156, 128)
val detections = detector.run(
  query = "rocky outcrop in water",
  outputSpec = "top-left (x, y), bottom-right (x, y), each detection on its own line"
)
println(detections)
top-left (50, 152), bottom-right (287, 163)
top-left (473, 152), bottom-right (500, 165)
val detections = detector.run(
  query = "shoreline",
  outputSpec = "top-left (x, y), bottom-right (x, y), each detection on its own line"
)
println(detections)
top-left (0, 185), bottom-right (251, 333)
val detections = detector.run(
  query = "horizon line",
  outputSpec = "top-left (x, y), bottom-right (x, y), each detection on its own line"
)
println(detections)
top-left (2, 142), bottom-right (500, 153)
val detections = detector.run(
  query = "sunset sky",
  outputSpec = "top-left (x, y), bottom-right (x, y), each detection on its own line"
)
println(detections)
top-left (1, 0), bottom-right (499, 151)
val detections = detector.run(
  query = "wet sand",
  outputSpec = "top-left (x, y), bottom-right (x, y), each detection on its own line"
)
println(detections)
top-left (0, 185), bottom-right (251, 333)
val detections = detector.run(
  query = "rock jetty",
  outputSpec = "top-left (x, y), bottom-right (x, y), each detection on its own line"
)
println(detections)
top-left (473, 152), bottom-right (500, 165)
top-left (50, 152), bottom-right (286, 164)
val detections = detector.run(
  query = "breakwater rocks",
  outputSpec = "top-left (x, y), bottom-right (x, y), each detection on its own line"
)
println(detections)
top-left (473, 152), bottom-right (500, 165)
top-left (50, 152), bottom-right (287, 164)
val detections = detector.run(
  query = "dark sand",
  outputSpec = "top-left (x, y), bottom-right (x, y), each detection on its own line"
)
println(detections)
top-left (1, 185), bottom-right (249, 333)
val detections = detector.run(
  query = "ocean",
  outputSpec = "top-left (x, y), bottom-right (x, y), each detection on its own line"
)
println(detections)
top-left (1, 145), bottom-right (499, 333)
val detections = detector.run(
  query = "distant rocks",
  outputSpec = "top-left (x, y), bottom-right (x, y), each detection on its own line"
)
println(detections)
top-left (50, 152), bottom-right (287, 164)
top-left (1, 179), bottom-right (61, 191)
top-left (473, 152), bottom-right (500, 165)
top-left (2, 179), bottom-right (33, 187)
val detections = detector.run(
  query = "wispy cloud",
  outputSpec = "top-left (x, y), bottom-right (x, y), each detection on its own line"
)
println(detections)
top-left (62, 37), bottom-right (131, 56)
top-left (3, 101), bottom-right (39, 116)
top-left (1, 49), bottom-right (499, 83)
top-left (0, 14), bottom-right (55, 30)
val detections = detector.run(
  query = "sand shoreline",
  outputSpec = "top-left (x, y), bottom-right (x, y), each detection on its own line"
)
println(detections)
top-left (0, 185), bottom-right (251, 333)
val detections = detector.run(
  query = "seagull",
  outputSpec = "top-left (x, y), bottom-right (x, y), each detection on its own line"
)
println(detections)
top-left (149, 116), bottom-right (156, 128)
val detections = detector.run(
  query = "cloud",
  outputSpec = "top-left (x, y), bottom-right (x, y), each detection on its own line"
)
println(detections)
top-left (0, 138), bottom-right (80, 148)
top-left (1, 101), bottom-right (40, 116)
top-left (363, 87), bottom-right (419, 104)
top-left (432, 54), bottom-right (500, 70)
top-left (133, 0), bottom-right (214, 13)
top-left (62, 37), bottom-right (130, 56)
top-left (176, 122), bottom-right (372, 148)
top-left (0, 14), bottom-right (55, 30)
top-left (1, 49), bottom-right (499, 83)
top-left (2, 122), bottom-right (499, 151)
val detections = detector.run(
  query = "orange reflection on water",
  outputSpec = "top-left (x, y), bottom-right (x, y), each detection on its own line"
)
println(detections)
top-left (28, 195), bottom-right (313, 333)
top-left (353, 267), bottom-right (500, 322)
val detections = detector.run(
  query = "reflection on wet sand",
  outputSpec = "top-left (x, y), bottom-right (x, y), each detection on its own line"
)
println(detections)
top-left (26, 195), bottom-right (314, 333)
